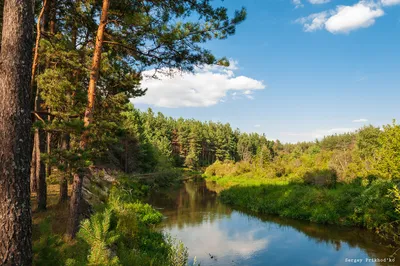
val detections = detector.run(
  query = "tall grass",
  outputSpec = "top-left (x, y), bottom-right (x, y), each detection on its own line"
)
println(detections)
top-left (204, 161), bottom-right (400, 230)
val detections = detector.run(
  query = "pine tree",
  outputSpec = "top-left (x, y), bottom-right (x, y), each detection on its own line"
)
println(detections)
top-left (0, 0), bottom-right (34, 264)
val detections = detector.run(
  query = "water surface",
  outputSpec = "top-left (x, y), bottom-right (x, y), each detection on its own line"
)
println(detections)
top-left (148, 181), bottom-right (398, 266)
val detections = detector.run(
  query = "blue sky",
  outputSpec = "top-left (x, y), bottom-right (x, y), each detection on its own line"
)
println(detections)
top-left (132, 0), bottom-right (400, 143)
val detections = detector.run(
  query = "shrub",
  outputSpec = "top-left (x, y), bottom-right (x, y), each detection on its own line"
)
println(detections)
top-left (33, 220), bottom-right (64, 266)
top-left (303, 169), bottom-right (337, 188)
top-left (78, 208), bottom-right (120, 266)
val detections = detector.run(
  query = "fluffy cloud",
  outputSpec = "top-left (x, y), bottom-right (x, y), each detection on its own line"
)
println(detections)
top-left (296, 1), bottom-right (385, 34)
top-left (326, 2), bottom-right (384, 33)
top-left (352, 118), bottom-right (368, 122)
top-left (166, 214), bottom-right (270, 264)
top-left (381, 0), bottom-right (400, 6)
top-left (296, 11), bottom-right (330, 32)
top-left (131, 62), bottom-right (265, 108)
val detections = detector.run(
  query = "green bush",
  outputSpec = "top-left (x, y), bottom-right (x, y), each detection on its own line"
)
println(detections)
top-left (303, 169), bottom-right (337, 188)
top-left (33, 219), bottom-right (64, 266)
top-left (213, 171), bottom-right (399, 231)
top-left (34, 175), bottom-right (192, 266)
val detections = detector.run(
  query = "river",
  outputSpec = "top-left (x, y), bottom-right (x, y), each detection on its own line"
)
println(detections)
top-left (147, 181), bottom-right (399, 266)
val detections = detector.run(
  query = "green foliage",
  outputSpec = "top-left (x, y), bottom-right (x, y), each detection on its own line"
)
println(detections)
top-left (33, 219), bottom-right (89, 266)
top-left (78, 209), bottom-right (120, 266)
top-left (356, 125), bottom-right (382, 160)
top-left (31, 0), bottom-right (247, 184)
top-left (377, 121), bottom-right (400, 179)
top-left (303, 169), bottom-right (337, 188)
top-left (34, 175), bottom-right (193, 266)
top-left (33, 219), bottom-right (64, 266)
top-left (200, 120), bottom-right (400, 248)
top-left (215, 179), bottom-right (398, 229)
top-left (201, 121), bottom-right (400, 187)
top-left (166, 237), bottom-right (189, 266)
top-left (378, 185), bottom-right (400, 246)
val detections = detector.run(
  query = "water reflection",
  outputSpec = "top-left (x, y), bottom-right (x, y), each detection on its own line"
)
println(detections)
top-left (148, 181), bottom-right (398, 266)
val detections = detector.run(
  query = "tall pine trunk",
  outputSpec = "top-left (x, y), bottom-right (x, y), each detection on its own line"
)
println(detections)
top-left (31, 0), bottom-right (49, 211)
top-left (0, 0), bottom-right (3, 51)
top-left (0, 0), bottom-right (34, 264)
top-left (59, 133), bottom-right (69, 203)
top-left (30, 145), bottom-right (37, 192)
top-left (67, 0), bottom-right (110, 238)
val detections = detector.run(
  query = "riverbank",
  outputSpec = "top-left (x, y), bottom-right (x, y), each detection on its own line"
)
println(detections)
top-left (148, 180), bottom-right (399, 265)
top-left (204, 172), bottom-right (400, 231)
top-left (32, 174), bottom-right (191, 265)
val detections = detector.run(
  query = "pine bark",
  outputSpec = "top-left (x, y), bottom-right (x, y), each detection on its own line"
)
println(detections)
top-left (59, 133), bottom-right (69, 203)
top-left (59, 177), bottom-right (68, 203)
top-left (36, 126), bottom-right (47, 210)
top-left (32, 0), bottom-right (50, 211)
top-left (0, 0), bottom-right (34, 265)
top-left (67, 172), bottom-right (83, 238)
top-left (31, 0), bottom-right (47, 90)
top-left (30, 145), bottom-right (37, 193)
top-left (0, 0), bottom-right (3, 52)
top-left (67, 0), bottom-right (110, 238)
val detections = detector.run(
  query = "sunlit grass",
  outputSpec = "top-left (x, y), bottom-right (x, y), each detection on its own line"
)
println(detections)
top-left (31, 184), bottom-right (72, 238)
top-left (204, 162), bottom-right (400, 229)
top-left (206, 174), bottom-right (289, 188)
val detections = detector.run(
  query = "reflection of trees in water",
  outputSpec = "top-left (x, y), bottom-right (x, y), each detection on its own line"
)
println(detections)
top-left (148, 181), bottom-right (232, 229)
top-left (149, 181), bottom-right (398, 265)
top-left (230, 206), bottom-right (400, 264)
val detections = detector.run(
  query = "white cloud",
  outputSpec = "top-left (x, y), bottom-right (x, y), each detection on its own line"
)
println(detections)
top-left (246, 95), bottom-right (255, 100)
top-left (254, 124), bottom-right (261, 128)
top-left (293, 0), bottom-right (304, 8)
top-left (293, 0), bottom-right (330, 8)
top-left (381, 0), bottom-right (400, 6)
top-left (352, 118), bottom-right (368, 122)
top-left (309, 0), bottom-right (331, 4)
top-left (326, 2), bottom-right (384, 33)
top-left (296, 1), bottom-right (385, 34)
top-left (167, 218), bottom-right (270, 263)
top-left (283, 127), bottom-right (356, 142)
top-left (296, 11), bottom-right (330, 32)
top-left (132, 62), bottom-right (265, 108)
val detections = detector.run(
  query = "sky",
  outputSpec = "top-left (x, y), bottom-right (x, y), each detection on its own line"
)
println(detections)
top-left (131, 0), bottom-right (400, 143)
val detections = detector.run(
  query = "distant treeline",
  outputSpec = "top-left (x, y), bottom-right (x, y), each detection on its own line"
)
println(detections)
top-left (128, 108), bottom-right (400, 183)
top-left (121, 107), bottom-right (277, 171)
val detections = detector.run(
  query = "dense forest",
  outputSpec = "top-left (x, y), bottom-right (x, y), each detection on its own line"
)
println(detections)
top-left (129, 108), bottom-right (400, 185)
top-left (118, 107), bottom-right (275, 171)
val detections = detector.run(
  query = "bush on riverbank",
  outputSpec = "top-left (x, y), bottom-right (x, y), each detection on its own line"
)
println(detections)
top-left (215, 179), bottom-right (399, 228)
top-left (33, 175), bottom-right (192, 266)
top-left (204, 160), bottom-right (400, 231)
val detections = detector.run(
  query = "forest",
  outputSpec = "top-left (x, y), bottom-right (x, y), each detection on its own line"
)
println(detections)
top-left (0, 0), bottom-right (246, 265)
top-left (1, 0), bottom-right (400, 265)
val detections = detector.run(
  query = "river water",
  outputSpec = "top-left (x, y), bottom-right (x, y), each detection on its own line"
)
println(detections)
top-left (148, 181), bottom-right (398, 266)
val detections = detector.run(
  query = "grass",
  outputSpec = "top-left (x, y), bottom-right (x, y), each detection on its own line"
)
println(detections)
top-left (31, 176), bottom-right (194, 266)
top-left (205, 171), bottom-right (400, 230)
top-left (32, 184), bottom-right (72, 238)
top-left (206, 173), bottom-right (290, 188)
